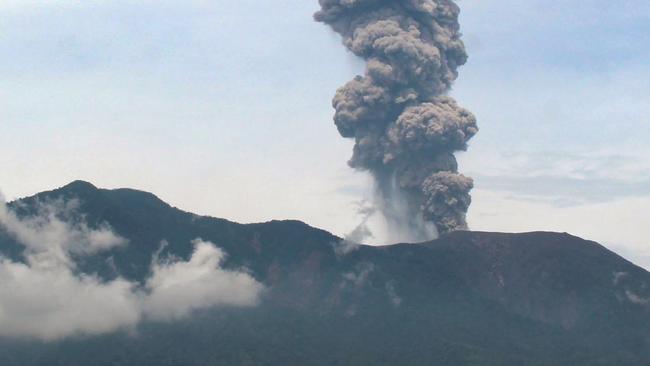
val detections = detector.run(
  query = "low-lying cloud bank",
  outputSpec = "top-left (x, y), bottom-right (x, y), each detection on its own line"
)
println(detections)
top-left (143, 239), bottom-right (263, 322)
top-left (0, 196), bottom-right (263, 341)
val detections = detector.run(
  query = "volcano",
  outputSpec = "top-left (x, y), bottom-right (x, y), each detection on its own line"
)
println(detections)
top-left (0, 181), bottom-right (649, 366)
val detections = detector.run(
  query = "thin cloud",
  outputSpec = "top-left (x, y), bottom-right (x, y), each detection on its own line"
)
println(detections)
top-left (465, 151), bottom-right (650, 206)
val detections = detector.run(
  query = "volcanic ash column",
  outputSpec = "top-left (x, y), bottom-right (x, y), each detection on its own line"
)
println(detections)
top-left (315, 0), bottom-right (478, 240)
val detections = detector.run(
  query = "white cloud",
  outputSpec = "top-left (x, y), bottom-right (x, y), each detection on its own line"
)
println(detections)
top-left (0, 257), bottom-right (141, 341)
top-left (0, 198), bottom-right (139, 341)
top-left (0, 197), bottom-right (126, 267)
top-left (143, 239), bottom-right (263, 321)
top-left (0, 197), bottom-right (263, 341)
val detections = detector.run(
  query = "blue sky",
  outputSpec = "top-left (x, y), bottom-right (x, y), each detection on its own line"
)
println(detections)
top-left (1, 0), bottom-right (649, 267)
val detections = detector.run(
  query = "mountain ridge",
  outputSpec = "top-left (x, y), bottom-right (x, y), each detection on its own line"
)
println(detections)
top-left (1, 181), bottom-right (649, 365)
top-left (23, 180), bottom-right (328, 226)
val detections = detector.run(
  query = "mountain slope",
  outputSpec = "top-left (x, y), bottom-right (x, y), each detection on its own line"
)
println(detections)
top-left (1, 181), bottom-right (649, 365)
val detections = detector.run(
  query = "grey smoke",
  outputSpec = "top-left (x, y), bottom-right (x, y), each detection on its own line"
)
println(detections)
top-left (343, 262), bottom-right (375, 288)
top-left (625, 290), bottom-right (650, 306)
top-left (316, 0), bottom-right (477, 238)
top-left (385, 281), bottom-right (403, 307)
top-left (346, 201), bottom-right (376, 243)
top-left (335, 201), bottom-right (375, 255)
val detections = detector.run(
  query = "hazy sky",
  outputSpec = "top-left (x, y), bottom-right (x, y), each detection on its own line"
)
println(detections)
top-left (1, 0), bottom-right (649, 268)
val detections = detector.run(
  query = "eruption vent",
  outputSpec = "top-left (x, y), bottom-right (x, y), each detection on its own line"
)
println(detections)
top-left (315, 0), bottom-right (477, 240)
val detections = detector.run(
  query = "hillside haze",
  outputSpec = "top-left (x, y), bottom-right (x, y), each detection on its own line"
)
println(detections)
top-left (1, 181), bottom-right (649, 365)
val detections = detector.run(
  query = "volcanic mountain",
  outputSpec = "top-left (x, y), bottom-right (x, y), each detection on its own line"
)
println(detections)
top-left (1, 181), bottom-right (649, 365)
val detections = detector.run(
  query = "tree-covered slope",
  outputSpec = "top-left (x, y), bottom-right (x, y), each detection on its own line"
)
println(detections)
top-left (0, 181), bottom-right (649, 365)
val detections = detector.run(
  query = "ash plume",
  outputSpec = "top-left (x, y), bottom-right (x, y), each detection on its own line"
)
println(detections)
top-left (315, 0), bottom-right (477, 238)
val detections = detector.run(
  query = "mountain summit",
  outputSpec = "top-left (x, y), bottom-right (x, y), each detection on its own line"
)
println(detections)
top-left (1, 181), bottom-right (649, 365)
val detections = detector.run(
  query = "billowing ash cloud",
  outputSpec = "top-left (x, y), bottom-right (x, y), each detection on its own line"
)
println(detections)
top-left (315, 0), bottom-right (477, 238)
top-left (0, 197), bottom-right (262, 341)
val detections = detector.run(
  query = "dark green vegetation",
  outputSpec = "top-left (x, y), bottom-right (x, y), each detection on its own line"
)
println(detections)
top-left (1, 181), bottom-right (649, 365)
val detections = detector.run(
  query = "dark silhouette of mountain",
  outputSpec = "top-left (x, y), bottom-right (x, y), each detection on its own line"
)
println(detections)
top-left (1, 181), bottom-right (649, 365)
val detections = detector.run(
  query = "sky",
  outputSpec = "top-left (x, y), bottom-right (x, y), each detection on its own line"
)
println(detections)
top-left (1, 0), bottom-right (649, 268)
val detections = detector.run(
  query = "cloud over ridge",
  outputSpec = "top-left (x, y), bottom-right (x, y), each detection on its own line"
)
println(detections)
top-left (0, 197), bottom-right (263, 341)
